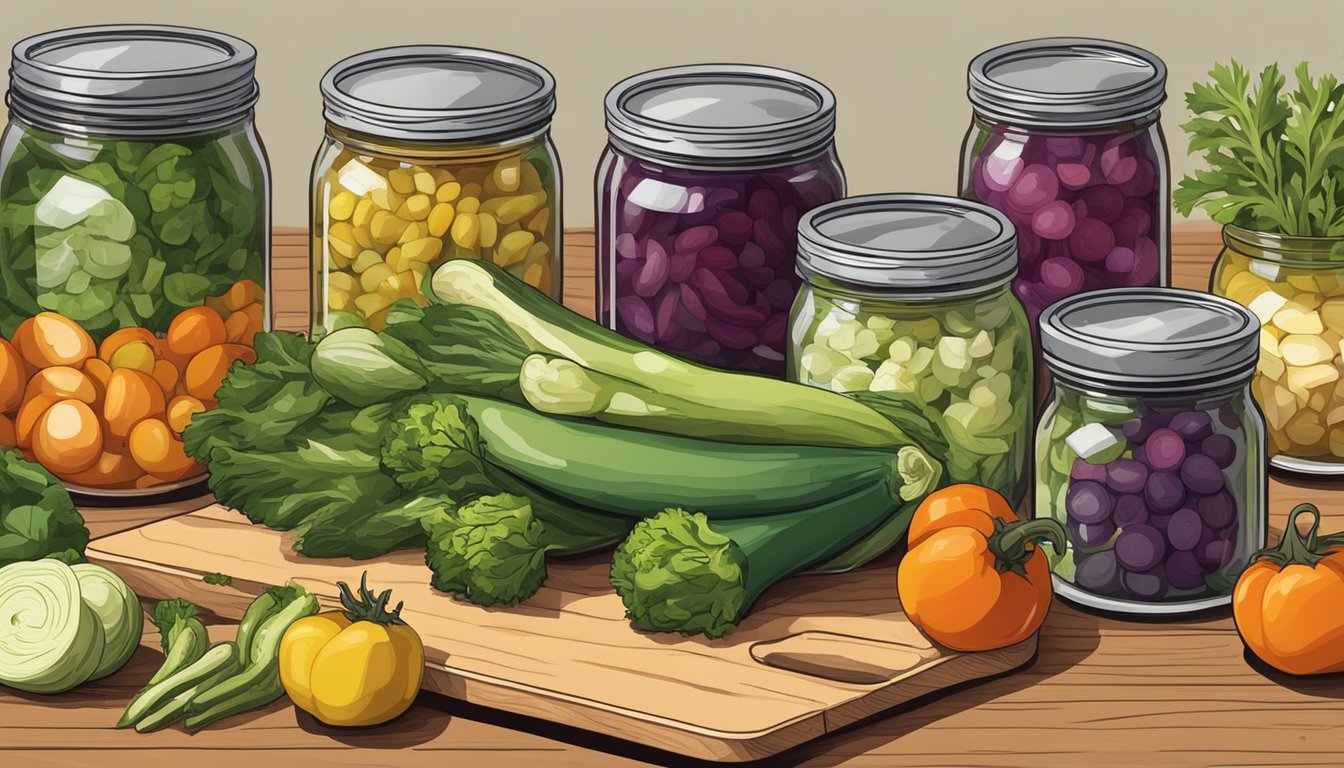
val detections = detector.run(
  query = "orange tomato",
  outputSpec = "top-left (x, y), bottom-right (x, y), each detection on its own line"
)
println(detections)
top-left (184, 343), bottom-right (256, 401)
top-left (15, 393), bottom-right (61, 449)
top-left (58, 441), bottom-right (145, 488)
top-left (98, 327), bottom-right (158, 363)
top-left (1234, 504), bottom-right (1344, 676)
top-left (897, 484), bottom-right (1065, 652)
top-left (16, 313), bottom-right (95, 369)
top-left (166, 395), bottom-right (206, 434)
top-left (103, 368), bottom-right (167, 438)
top-left (0, 413), bottom-right (15, 447)
top-left (223, 279), bottom-right (263, 312)
top-left (23, 366), bottom-right (98, 406)
top-left (0, 339), bottom-right (26, 413)
top-left (33, 399), bottom-right (102, 475)
top-left (152, 359), bottom-right (179, 393)
top-left (128, 418), bottom-right (199, 481)
top-left (82, 357), bottom-right (113, 393)
top-left (166, 306), bottom-right (228, 358)
top-left (224, 304), bottom-right (264, 346)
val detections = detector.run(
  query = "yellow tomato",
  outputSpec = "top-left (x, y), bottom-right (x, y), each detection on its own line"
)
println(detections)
top-left (278, 575), bottom-right (424, 727)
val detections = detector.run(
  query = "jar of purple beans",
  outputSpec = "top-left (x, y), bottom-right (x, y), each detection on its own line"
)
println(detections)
top-left (1036, 288), bottom-right (1266, 614)
top-left (960, 38), bottom-right (1171, 404)
top-left (597, 65), bottom-right (845, 376)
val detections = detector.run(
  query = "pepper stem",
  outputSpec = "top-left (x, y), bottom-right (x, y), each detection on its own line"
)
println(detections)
top-left (1253, 503), bottom-right (1330, 568)
top-left (336, 571), bottom-right (407, 626)
top-left (988, 517), bottom-right (1068, 575)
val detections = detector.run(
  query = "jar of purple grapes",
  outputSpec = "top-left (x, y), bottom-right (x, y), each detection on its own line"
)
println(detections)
top-left (1036, 289), bottom-right (1266, 614)
top-left (960, 38), bottom-right (1171, 402)
top-left (597, 65), bottom-right (845, 376)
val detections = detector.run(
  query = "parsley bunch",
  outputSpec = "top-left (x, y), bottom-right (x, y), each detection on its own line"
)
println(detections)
top-left (1175, 61), bottom-right (1344, 237)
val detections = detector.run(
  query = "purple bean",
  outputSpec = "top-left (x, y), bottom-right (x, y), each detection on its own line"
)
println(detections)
top-left (616, 296), bottom-right (656, 342)
top-left (747, 187), bottom-right (780, 221)
top-left (669, 248), bottom-right (697, 283)
top-left (698, 246), bottom-right (737, 271)
top-left (1166, 508), bottom-right (1203, 551)
top-left (763, 279), bottom-right (797, 310)
top-left (704, 316), bottom-right (758, 350)
top-left (716, 210), bottom-right (754, 246)
top-left (753, 218), bottom-right (788, 260)
top-left (738, 241), bottom-right (766, 269)
top-left (1121, 568), bottom-right (1166, 599)
top-left (692, 337), bottom-right (722, 359)
top-left (709, 268), bottom-right (751, 304)
top-left (634, 241), bottom-right (670, 297)
top-left (654, 287), bottom-right (680, 342)
top-left (1165, 550), bottom-right (1205, 591)
top-left (760, 313), bottom-right (787, 349)
top-left (674, 225), bottom-right (718, 253)
top-left (1196, 490), bottom-right (1236, 529)
top-left (1112, 494), bottom-right (1149, 527)
top-left (678, 282), bottom-right (708, 320)
top-left (739, 267), bottom-right (778, 290)
top-left (615, 232), bottom-right (639, 259)
top-left (1081, 185), bottom-right (1125, 222)
top-left (1057, 163), bottom-right (1091, 189)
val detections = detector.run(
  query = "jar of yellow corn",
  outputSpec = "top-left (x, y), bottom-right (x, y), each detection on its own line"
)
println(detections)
top-left (311, 46), bottom-right (560, 335)
top-left (1211, 225), bottom-right (1344, 474)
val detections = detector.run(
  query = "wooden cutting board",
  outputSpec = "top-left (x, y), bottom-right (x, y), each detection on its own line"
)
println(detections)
top-left (87, 503), bottom-right (1037, 762)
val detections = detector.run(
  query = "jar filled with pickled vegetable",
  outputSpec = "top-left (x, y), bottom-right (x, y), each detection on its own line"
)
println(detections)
top-left (790, 195), bottom-right (1033, 509)
top-left (960, 38), bottom-right (1171, 404)
top-left (0, 26), bottom-right (270, 497)
top-left (1036, 288), bottom-right (1266, 614)
top-left (598, 65), bottom-right (844, 377)
top-left (1212, 226), bottom-right (1344, 474)
top-left (313, 46), bottom-right (560, 335)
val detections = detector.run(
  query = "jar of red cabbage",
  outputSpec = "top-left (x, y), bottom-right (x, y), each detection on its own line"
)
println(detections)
top-left (791, 195), bottom-right (1032, 510)
top-left (597, 65), bottom-right (844, 376)
top-left (1036, 289), bottom-right (1266, 614)
top-left (960, 38), bottom-right (1171, 403)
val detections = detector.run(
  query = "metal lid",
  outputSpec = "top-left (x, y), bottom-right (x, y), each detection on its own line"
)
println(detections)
top-left (796, 194), bottom-right (1018, 298)
top-left (321, 46), bottom-right (556, 143)
top-left (8, 25), bottom-right (259, 137)
top-left (968, 37), bottom-right (1167, 128)
top-left (1040, 288), bottom-right (1260, 394)
top-left (605, 64), bottom-right (836, 167)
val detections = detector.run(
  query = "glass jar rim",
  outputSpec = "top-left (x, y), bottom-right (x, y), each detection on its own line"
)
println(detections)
top-left (324, 123), bottom-right (549, 160)
top-left (1223, 224), bottom-right (1344, 265)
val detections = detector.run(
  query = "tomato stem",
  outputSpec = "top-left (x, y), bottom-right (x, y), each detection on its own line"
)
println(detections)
top-left (336, 571), bottom-right (407, 626)
top-left (988, 518), bottom-right (1067, 575)
top-left (1253, 503), bottom-right (1330, 568)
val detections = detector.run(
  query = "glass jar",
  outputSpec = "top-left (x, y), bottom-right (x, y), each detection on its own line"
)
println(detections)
top-left (790, 195), bottom-right (1033, 509)
top-left (1212, 226), bottom-right (1344, 474)
top-left (1036, 288), bottom-right (1266, 614)
top-left (959, 38), bottom-right (1171, 404)
top-left (597, 65), bottom-right (845, 376)
top-left (0, 26), bottom-right (269, 497)
top-left (312, 46), bottom-right (560, 335)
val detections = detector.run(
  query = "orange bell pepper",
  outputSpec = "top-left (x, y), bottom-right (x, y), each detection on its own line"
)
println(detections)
top-left (1234, 503), bottom-right (1344, 676)
top-left (898, 483), bottom-right (1066, 652)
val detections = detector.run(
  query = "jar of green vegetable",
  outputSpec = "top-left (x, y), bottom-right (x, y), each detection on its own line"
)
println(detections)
top-left (789, 194), bottom-right (1033, 509)
top-left (0, 26), bottom-right (269, 497)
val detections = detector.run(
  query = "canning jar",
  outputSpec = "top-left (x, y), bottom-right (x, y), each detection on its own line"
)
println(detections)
top-left (790, 195), bottom-right (1033, 509)
top-left (313, 46), bottom-right (560, 335)
top-left (1036, 288), bottom-right (1266, 614)
top-left (960, 38), bottom-right (1171, 403)
top-left (597, 65), bottom-right (845, 376)
top-left (1212, 226), bottom-right (1344, 474)
top-left (0, 25), bottom-right (269, 497)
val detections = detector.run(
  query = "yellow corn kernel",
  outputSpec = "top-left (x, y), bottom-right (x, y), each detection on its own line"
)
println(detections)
top-left (329, 272), bottom-right (358, 293)
top-left (446, 244), bottom-right (479, 261)
top-left (1331, 427), bottom-right (1344, 457)
top-left (413, 171), bottom-right (436, 195)
top-left (369, 186), bottom-right (404, 212)
top-left (521, 160), bottom-right (542, 192)
top-left (461, 182), bottom-right (483, 201)
top-left (401, 237), bottom-right (444, 264)
top-left (398, 221), bottom-right (427, 245)
top-left (328, 287), bottom-right (351, 311)
top-left (352, 225), bottom-right (375, 250)
top-left (494, 230), bottom-right (535, 267)
top-left (523, 262), bottom-right (548, 290)
top-left (435, 181), bottom-right (462, 203)
top-left (388, 168), bottom-right (416, 195)
top-left (329, 191), bottom-right (357, 221)
top-left (479, 212), bottom-right (499, 249)
top-left (352, 197), bottom-right (376, 227)
top-left (405, 194), bottom-right (432, 221)
top-left (409, 262), bottom-right (429, 284)
top-left (451, 213), bottom-right (480, 248)
top-left (366, 308), bottom-right (390, 332)
top-left (326, 251), bottom-right (349, 271)
top-left (484, 193), bottom-right (542, 224)
top-left (370, 210), bottom-right (408, 245)
top-left (360, 263), bottom-right (395, 293)
top-left (327, 223), bottom-right (359, 260)
top-left (492, 157), bottom-right (521, 192)
top-left (352, 250), bottom-right (383, 273)
top-left (431, 168), bottom-right (457, 187)
top-left (457, 196), bottom-right (480, 214)
top-left (525, 241), bottom-right (551, 265)
top-left (526, 206), bottom-right (550, 235)
top-left (427, 203), bottom-right (455, 237)
top-left (385, 247), bottom-right (406, 272)
top-left (355, 292), bottom-right (394, 317)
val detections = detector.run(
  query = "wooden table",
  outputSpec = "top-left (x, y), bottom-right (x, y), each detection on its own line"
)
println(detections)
top-left (6, 224), bottom-right (1344, 768)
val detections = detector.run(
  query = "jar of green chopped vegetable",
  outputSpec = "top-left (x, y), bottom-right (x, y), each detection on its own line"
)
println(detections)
top-left (0, 26), bottom-right (269, 497)
top-left (789, 194), bottom-right (1032, 509)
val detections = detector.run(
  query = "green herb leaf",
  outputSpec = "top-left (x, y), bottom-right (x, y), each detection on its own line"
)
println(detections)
top-left (202, 572), bottom-right (232, 586)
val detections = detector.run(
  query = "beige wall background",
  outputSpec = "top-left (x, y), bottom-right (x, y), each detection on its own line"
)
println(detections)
top-left (3, 0), bottom-right (1340, 227)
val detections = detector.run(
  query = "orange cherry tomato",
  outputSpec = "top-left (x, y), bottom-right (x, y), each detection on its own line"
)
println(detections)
top-left (17, 313), bottom-right (95, 369)
top-left (152, 359), bottom-right (179, 393)
top-left (1234, 504), bottom-right (1344, 676)
top-left (128, 418), bottom-right (200, 481)
top-left (0, 339), bottom-right (26, 413)
top-left (82, 357), bottom-right (113, 394)
top-left (15, 393), bottom-right (61, 449)
top-left (224, 304), bottom-right (264, 346)
top-left (223, 279), bottom-right (263, 312)
top-left (898, 484), bottom-right (1065, 652)
top-left (166, 306), bottom-right (228, 358)
top-left (33, 399), bottom-right (102, 475)
top-left (103, 368), bottom-right (167, 438)
top-left (166, 395), bottom-right (207, 434)
top-left (98, 327), bottom-right (158, 363)
top-left (59, 440), bottom-right (145, 488)
top-left (184, 343), bottom-right (256, 401)
top-left (23, 366), bottom-right (98, 406)
top-left (0, 413), bottom-right (15, 447)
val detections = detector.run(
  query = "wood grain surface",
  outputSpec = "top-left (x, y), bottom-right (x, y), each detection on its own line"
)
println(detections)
top-left (9, 223), bottom-right (1344, 768)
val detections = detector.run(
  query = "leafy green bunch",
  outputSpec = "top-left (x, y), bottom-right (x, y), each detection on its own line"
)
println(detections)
top-left (1175, 61), bottom-right (1344, 237)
